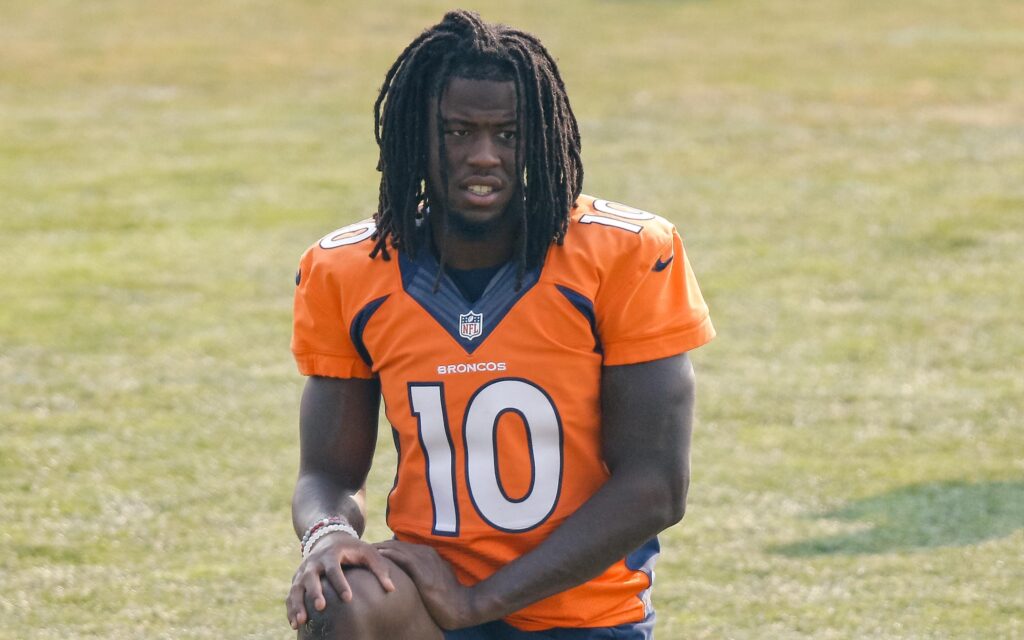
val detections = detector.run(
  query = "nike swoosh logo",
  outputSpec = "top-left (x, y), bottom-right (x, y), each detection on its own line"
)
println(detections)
top-left (652, 254), bottom-right (674, 272)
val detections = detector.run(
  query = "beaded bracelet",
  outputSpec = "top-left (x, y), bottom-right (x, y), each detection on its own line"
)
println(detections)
top-left (300, 516), bottom-right (350, 550)
top-left (302, 522), bottom-right (359, 558)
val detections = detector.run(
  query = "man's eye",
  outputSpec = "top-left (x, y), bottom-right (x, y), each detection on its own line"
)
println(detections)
top-left (498, 131), bottom-right (518, 141)
top-left (446, 130), bottom-right (469, 137)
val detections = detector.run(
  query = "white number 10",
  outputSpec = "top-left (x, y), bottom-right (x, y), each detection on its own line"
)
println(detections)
top-left (578, 198), bottom-right (665, 234)
top-left (409, 379), bottom-right (563, 536)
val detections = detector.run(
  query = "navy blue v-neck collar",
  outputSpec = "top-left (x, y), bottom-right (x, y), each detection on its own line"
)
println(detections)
top-left (398, 247), bottom-right (541, 354)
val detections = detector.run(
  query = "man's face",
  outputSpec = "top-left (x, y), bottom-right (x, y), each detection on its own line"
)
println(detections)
top-left (427, 77), bottom-right (519, 238)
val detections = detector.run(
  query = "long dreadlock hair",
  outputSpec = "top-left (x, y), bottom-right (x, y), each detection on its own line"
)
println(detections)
top-left (369, 10), bottom-right (583, 282)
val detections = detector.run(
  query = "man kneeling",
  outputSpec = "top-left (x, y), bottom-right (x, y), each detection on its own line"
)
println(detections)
top-left (285, 9), bottom-right (716, 639)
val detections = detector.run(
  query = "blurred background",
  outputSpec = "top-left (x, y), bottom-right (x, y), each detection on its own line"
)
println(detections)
top-left (1, 1), bottom-right (1021, 638)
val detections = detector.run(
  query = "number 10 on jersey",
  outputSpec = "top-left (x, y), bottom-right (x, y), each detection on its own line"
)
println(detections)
top-left (408, 379), bottom-right (564, 536)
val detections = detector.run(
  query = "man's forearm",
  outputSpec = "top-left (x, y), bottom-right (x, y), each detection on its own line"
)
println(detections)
top-left (467, 462), bottom-right (686, 622)
top-left (465, 355), bottom-right (694, 623)
top-left (291, 471), bottom-right (367, 539)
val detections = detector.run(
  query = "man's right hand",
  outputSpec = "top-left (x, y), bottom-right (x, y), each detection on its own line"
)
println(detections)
top-left (285, 532), bottom-right (397, 630)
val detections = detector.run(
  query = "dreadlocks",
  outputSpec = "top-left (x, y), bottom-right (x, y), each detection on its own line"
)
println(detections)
top-left (369, 10), bottom-right (583, 280)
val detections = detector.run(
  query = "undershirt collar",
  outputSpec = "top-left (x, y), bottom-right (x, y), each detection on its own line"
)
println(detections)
top-left (446, 262), bottom-right (507, 303)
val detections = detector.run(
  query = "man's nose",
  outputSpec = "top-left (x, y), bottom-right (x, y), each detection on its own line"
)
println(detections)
top-left (467, 135), bottom-right (501, 168)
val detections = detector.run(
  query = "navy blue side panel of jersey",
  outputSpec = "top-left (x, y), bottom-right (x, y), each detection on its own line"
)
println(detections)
top-left (385, 426), bottom-right (400, 524)
top-left (398, 248), bottom-right (540, 354)
top-left (349, 295), bottom-right (390, 367)
top-left (555, 285), bottom-right (602, 354)
top-left (625, 536), bottom-right (660, 575)
top-left (626, 536), bottom-right (660, 618)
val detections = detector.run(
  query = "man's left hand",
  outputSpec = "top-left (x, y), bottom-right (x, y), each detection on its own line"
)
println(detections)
top-left (374, 540), bottom-right (483, 630)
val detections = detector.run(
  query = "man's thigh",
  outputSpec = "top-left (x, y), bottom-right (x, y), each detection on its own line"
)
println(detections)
top-left (443, 613), bottom-right (655, 640)
top-left (301, 560), bottom-right (444, 640)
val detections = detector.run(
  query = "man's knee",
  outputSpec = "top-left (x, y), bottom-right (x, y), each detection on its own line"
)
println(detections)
top-left (299, 568), bottom-right (408, 640)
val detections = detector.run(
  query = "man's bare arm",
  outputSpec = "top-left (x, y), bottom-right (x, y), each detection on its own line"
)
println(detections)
top-left (378, 352), bottom-right (695, 628)
top-left (291, 375), bottom-right (379, 537)
top-left (285, 376), bottom-right (396, 629)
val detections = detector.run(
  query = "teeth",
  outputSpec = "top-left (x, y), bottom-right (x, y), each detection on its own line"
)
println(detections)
top-left (467, 185), bottom-right (494, 196)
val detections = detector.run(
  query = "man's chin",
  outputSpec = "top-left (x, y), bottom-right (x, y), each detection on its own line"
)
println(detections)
top-left (445, 208), bottom-right (507, 240)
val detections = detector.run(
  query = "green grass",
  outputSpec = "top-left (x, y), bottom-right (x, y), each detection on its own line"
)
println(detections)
top-left (1, 1), bottom-right (1022, 638)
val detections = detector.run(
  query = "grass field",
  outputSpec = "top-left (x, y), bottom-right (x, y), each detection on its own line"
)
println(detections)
top-left (1, 1), bottom-right (1022, 638)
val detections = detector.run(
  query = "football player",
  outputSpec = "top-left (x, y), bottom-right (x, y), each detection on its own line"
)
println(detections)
top-left (285, 10), bottom-right (715, 639)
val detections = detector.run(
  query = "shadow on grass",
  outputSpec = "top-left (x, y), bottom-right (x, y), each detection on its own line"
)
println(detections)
top-left (772, 480), bottom-right (1024, 556)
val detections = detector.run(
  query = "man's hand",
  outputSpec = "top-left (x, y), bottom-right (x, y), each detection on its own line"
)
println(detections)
top-left (285, 532), bottom-right (396, 630)
top-left (375, 540), bottom-right (480, 630)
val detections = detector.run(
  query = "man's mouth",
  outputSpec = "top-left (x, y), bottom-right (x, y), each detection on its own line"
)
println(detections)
top-left (466, 184), bottom-right (495, 196)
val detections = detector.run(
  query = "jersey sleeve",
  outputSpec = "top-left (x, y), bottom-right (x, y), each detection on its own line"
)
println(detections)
top-left (597, 227), bottom-right (715, 366)
top-left (291, 245), bottom-right (375, 379)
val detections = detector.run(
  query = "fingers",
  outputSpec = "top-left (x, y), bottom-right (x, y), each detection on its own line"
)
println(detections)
top-left (286, 559), bottom-right (346, 630)
top-left (324, 562), bottom-right (354, 604)
top-left (358, 548), bottom-right (397, 593)
top-left (373, 539), bottom-right (405, 551)
top-left (285, 573), bottom-right (310, 629)
top-left (374, 542), bottom-right (404, 560)
top-left (286, 563), bottom-right (346, 630)
top-left (375, 540), bottom-right (425, 564)
top-left (373, 539), bottom-right (413, 562)
top-left (376, 545), bottom-right (416, 580)
top-left (285, 541), bottom-right (400, 630)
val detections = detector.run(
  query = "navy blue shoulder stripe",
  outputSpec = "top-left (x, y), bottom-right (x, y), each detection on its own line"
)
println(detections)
top-left (555, 285), bottom-right (602, 354)
top-left (349, 295), bottom-right (390, 368)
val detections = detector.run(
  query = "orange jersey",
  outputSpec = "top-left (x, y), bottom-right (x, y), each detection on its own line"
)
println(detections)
top-left (292, 195), bottom-right (715, 630)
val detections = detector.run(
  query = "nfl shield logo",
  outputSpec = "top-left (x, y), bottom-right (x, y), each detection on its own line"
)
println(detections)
top-left (459, 311), bottom-right (484, 341)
